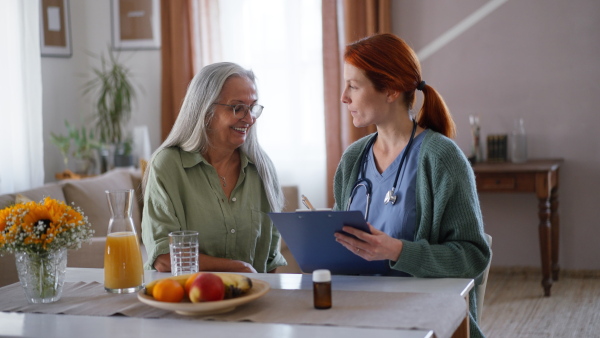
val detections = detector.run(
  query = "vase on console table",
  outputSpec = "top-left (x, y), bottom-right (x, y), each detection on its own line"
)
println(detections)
top-left (511, 118), bottom-right (527, 163)
top-left (469, 115), bottom-right (483, 164)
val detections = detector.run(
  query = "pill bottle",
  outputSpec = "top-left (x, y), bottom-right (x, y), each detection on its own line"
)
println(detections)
top-left (313, 269), bottom-right (332, 309)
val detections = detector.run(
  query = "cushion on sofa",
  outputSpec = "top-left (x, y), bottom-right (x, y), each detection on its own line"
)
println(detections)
top-left (62, 168), bottom-right (142, 237)
top-left (0, 194), bottom-right (16, 210)
top-left (0, 182), bottom-right (65, 210)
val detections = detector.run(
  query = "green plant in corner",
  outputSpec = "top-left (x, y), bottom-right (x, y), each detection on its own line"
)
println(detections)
top-left (115, 136), bottom-right (133, 156)
top-left (50, 120), bottom-right (101, 169)
top-left (83, 50), bottom-right (137, 145)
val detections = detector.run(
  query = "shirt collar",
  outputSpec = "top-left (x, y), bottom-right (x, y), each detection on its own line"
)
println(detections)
top-left (179, 148), bottom-right (252, 169)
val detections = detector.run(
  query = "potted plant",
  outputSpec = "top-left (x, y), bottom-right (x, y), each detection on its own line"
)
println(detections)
top-left (50, 120), bottom-right (101, 175)
top-left (114, 136), bottom-right (135, 167)
top-left (83, 50), bottom-right (137, 171)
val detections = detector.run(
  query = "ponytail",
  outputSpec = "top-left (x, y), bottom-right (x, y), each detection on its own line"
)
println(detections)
top-left (417, 84), bottom-right (456, 138)
top-left (345, 33), bottom-right (456, 138)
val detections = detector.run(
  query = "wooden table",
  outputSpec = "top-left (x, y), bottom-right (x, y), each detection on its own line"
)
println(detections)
top-left (472, 159), bottom-right (563, 296)
top-left (0, 268), bottom-right (474, 338)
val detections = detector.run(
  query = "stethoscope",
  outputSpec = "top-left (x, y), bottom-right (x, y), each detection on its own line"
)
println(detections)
top-left (347, 119), bottom-right (418, 221)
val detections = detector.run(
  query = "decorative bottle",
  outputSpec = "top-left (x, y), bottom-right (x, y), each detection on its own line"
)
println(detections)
top-left (511, 118), bottom-right (528, 163)
top-left (469, 115), bottom-right (483, 163)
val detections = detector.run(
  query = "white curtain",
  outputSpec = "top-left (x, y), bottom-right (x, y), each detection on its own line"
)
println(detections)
top-left (190, 0), bottom-right (222, 70)
top-left (216, 0), bottom-right (327, 208)
top-left (0, 0), bottom-right (44, 194)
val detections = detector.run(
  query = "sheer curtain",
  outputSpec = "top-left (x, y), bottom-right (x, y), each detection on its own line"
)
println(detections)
top-left (0, 0), bottom-right (44, 194)
top-left (217, 0), bottom-right (326, 208)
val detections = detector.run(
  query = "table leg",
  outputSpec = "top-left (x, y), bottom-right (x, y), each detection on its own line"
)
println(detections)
top-left (452, 316), bottom-right (469, 338)
top-left (551, 188), bottom-right (560, 282)
top-left (538, 196), bottom-right (553, 297)
top-left (452, 293), bottom-right (470, 338)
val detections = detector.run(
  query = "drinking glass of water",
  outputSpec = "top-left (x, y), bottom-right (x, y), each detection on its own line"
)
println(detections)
top-left (169, 231), bottom-right (199, 276)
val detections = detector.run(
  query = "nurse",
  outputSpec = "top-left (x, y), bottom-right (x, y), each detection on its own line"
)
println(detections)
top-left (332, 33), bottom-right (491, 338)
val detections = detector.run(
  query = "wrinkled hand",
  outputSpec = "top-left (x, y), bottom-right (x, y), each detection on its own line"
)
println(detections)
top-left (152, 253), bottom-right (257, 273)
top-left (153, 253), bottom-right (171, 272)
top-left (229, 260), bottom-right (258, 273)
top-left (334, 223), bottom-right (403, 262)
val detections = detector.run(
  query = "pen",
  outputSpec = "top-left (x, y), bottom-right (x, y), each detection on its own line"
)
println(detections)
top-left (301, 194), bottom-right (316, 211)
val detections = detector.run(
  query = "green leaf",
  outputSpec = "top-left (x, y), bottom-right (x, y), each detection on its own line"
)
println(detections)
top-left (83, 48), bottom-right (137, 144)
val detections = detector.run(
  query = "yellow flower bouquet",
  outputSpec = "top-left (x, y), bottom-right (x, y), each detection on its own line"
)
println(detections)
top-left (0, 197), bottom-right (94, 254)
top-left (0, 197), bottom-right (94, 303)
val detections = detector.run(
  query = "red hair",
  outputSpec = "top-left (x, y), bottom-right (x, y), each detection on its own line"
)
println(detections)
top-left (344, 33), bottom-right (456, 138)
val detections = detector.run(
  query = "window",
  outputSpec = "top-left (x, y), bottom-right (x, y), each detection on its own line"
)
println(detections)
top-left (217, 0), bottom-right (326, 208)
top-left (0, 1), bottom-right (44, 193)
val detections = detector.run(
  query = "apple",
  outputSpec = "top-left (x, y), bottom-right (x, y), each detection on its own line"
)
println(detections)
top-left (188, 272), bottom-right (225, 302)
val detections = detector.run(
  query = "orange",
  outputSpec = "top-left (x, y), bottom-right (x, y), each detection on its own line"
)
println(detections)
top-left (153, 278), bottom-right (185, 303)
top-left (185, 272), bottom-right (202, 294)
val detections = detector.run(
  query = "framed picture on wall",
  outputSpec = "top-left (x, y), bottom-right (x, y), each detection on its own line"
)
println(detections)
top-left (111, 0), bottom-right (161, 50)
top-left (39, 0), bottom-right (72, 57)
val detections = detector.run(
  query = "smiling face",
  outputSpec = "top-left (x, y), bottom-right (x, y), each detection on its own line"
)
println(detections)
top-left (207, 76), bottom-right (258, 151)
top-left (341, 63), bottom-right (392, 128)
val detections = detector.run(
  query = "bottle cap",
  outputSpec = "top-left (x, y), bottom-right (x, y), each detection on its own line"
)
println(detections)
top-left (312, 269), bottom-right (331, 282)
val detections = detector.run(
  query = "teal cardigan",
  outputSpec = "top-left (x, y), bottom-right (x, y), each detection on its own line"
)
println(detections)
top-left (333, 130), bottom-right (491, 338)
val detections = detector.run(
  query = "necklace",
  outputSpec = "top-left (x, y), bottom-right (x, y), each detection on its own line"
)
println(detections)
top-left (219, 175), bottom-right (226, 187)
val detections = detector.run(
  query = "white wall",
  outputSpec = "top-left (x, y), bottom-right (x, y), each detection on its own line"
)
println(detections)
top-left (392, 0), bottom-right (600, 270)
top-left (42, 0), bottom-right (161, 179)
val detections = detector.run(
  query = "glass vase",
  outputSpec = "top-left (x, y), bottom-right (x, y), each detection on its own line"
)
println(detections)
top-left (469, 115), bottom-right (483, 163)
top-left (511, 118), bottom-right (527, 163)
top-left (15, 248), bottom-right (67, 304)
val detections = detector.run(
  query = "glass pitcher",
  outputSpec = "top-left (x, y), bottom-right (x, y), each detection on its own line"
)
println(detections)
top-left (104, 189), bottom-right (144, 293)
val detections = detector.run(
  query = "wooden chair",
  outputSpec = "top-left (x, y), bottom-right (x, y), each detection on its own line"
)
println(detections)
top-left (477, 234), bottom-right (493, 320)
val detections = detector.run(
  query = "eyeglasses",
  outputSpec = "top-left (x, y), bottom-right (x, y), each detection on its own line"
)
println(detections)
top-left (213, 103), bottom-right (263, 119)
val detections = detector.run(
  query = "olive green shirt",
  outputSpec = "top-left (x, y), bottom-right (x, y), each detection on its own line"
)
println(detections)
top-left (141, 147), bottom-right (287, 273)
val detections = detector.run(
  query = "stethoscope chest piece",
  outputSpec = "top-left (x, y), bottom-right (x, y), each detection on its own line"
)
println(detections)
top-left (384, 189), bottom-right (397, 205)
top-left (348, 119), bottom-right (417, 217)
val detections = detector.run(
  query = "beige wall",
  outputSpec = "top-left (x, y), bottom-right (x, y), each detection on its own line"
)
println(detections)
top-left (392, 0), bottom-right (600, 270)
top-left (41, 0), bottom-right (162, 179)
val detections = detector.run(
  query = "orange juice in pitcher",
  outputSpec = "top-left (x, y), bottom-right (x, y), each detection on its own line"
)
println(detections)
top-left (104, 189), bottom-right (144, 293)
top-left (104, 231), bottom-right (144, 291)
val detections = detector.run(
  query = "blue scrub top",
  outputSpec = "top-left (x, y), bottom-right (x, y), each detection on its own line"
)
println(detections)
top-left (349, 130), bottom-right (428, 242)
top-left (348, 130), bottom-right (427, 276)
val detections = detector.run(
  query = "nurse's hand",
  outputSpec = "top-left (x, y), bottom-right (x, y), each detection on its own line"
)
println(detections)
top-left (334, 223), bottom-right (403, 262)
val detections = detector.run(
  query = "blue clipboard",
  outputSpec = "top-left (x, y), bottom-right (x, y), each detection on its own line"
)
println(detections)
top-left (268, 210), bottom-right (390, 275)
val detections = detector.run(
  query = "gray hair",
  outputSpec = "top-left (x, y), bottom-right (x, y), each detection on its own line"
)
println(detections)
top-left (142, 62), bottom-right (283, 211)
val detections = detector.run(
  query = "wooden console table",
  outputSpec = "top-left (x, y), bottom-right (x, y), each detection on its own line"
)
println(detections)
top-left (472, 159), bottom-right (564, 297)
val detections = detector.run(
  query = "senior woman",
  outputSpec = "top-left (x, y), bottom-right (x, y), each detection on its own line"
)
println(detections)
top-left (141, 62), bottom-right (286, 273)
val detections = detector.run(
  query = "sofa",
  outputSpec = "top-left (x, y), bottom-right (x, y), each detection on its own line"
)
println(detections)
top-left (0, 168), bottom-right (302, 287)
top-left (0, 168), bottom-right (144, 287)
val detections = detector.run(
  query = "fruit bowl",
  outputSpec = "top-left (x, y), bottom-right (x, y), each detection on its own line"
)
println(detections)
top-left (137, 278), bottom-right (270, 316)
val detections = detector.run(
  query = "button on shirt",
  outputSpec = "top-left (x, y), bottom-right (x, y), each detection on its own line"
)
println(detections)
top-left (141, 147), bottom-right (286, 273)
